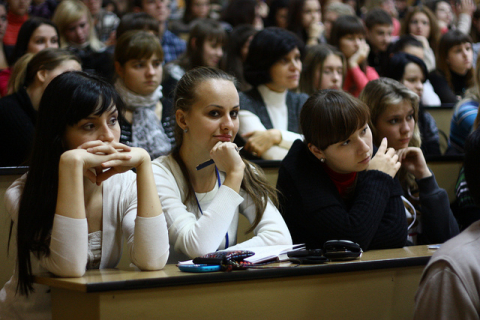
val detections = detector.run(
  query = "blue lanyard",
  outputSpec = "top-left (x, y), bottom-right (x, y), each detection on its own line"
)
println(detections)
top-left (194, 166), bottom-right (229, 249)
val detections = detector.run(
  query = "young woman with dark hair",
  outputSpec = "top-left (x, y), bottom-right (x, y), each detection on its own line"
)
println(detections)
top-left (240, 27), bottom-right (308, 160)
top-left (114, 30), bottom-right (174, 158)
top-left (386, 52), bottom-right (441, 156)
top-left (330, 15), bottom-right (379, 97)
top-left (429, 29), bottom-right (474, 103)
top-left (0, 71), bottom-right (169, 318)
top-left (152, 67), bottom-right (291, 264)
top-left (299, 44), bottom-right (345, 95)
top-left (287, 0), bottom-right (323, 46)
top-left (169, 0), bottom-right (211, 37)
top-left (162, 19), bottom-right (226, 99)
top-left (0, 48), bottom-right (81, 167)
top-left (277, 89), bottom-right (407, 250)
top-left (222, 24), bottom-right (257, 92)
top-left (265, 0), bottom-right (289, 29)
top-left (360, 78), bottom-right (459, 244)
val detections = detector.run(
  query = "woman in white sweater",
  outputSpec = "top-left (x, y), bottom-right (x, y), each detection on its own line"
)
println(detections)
top-left (0, 71), bottom-right (169, 319)
top-left (152, 67), bottom-right (292, 264)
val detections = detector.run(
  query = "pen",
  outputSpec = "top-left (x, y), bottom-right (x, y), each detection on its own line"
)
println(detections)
top-left (196, 147), bottom-right (243, 170)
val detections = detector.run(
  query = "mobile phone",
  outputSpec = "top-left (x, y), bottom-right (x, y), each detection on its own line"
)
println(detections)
top-left (177, 264), bottom-right (221, 273)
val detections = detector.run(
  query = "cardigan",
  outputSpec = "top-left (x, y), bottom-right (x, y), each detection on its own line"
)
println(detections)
top-left (0, 87), bottom-right (36, 166)
top-left (276, 140), bottom-right (408, 250)
top-left (342, 65), bottom-right (379, 97)
top-left (414, 220), bottom-right (480, 319)
top-left (0, 171), bottom-right (169, 319)
top-left (152, 154), bottom-right (292, 264)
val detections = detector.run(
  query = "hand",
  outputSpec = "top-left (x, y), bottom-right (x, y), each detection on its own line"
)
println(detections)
top-left (367, 138), bottom-right (401, 178)
top-left (348, 41), bottom-right (370, 68)
top-left (243, 129), bottom-right (282, 157)
top-left (396, 147), bottom-right (432, 180)
top-left (410, 34), bottom-right (430, 50)
top-left (458, 0), bottom-right (475, 16)
top-left (307, 22), bottom-right (324, 45)
top-left (96, 147), bottom-right (151, 184)
top-left (210, 142), bottom-right (245, 177)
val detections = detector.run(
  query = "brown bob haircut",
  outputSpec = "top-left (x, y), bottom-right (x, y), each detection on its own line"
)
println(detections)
top-left (300, 90), bottom-right (370, 150)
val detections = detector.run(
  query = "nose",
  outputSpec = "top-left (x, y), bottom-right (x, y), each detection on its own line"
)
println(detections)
top-left (222, 115), bottom-right (234, 131)
top-left (45, 41), bottom-right (54, 48)
top-left (400, 120), bottom-right (411, 133)
top-left (333, 70), bottom-right (341, 82)
top-left (217, 47), bottom-right (223, 58)
top-left (146, 63), bottom-right (156, 76)
top-left (416, 80), bottom-right (423, 91)
top-left (358, 137), bottom-right (370, 155)
top-left (98, 124), bottom-right (115, 143)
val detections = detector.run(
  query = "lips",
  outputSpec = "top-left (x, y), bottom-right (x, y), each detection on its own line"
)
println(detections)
top-left (359, 156), bottom-right (370, 164)
top-left (214, 135), bottom-right (232, 142)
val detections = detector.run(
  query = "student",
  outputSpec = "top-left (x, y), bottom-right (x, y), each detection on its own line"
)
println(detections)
top-left (364, 0), bottom-right (400, 36)
top-left (0, 71), bottom-right (169, 318)
top-left (386, 52), bottom-right (441, 156)
top-left (114, 30), bottom-right (174, 158)
top-left (429, 30), bottom-right (474, 104)
top-left (4, 0), bottom-right (30, 47)
top-left (0, 48), bottom-right (81, 167)
top-left (169, 0), bottom-right (211, 37)
top-left (152, 67), bottom-right (292, 263)
top-left (365, 8), bottom-right (393, 77)
top-left (299, 44), bottom-right (345, 95)
top-left (322, 2), bottom-right (354, 43)
top-left (360, 78), bottom-right (459, 244)
top-left (52, 0), bottom-right (113, 81)
top-left (133, 0), bottom-right (186, 63)
top-left (425, 0), bottom-right (475, 35)
top-left (162, 19), bottom-right (226, 99)
top-left (265, 0), bottom-right (289, 29)
top-left (276, 90), bottom-right (407, 250)
top-left (240, 27), bottom-right (308, 160)
top-left (222, 0), bottom-right (263, 30)
top-left (287, 0), bottom-right (323, 46)
top-left (449, 57), bottom-right (480, 154)
top-left (414, 126), bottom-right (480, 319)
top-left (400, 6), bottom-right (440, 72)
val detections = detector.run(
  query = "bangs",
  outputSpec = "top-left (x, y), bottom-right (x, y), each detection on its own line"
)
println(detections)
top-left (207, 30), bottom-right (227, 47)
top-left (116, 32), bottom-right (164, 65)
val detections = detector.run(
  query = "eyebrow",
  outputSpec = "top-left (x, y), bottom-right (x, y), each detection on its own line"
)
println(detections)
top-left (205, 105), bottom-right (240, 109)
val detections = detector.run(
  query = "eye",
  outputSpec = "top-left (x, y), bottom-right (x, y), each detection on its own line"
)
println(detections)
top-left (389, 118), bottom-right (398, 124)
top-left (361, 125), bottom-right (368, 134)
top-left (109, 116), bottom-right (118, 126)
top-left (341, 139), bottom-right (350, 146)
top-left (209, 110), bottom-right (220, 117)
top-left (83, 123), bottom-right (94, 130)
top-left (407, 114), bottom-right (414, 120)
top-left (230, 110), bottom-right (238, 118)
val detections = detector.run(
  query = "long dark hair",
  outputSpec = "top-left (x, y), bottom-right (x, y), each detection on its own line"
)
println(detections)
top-left (16, 71), bottom-right (125, 295)
top-left (172, 67), bottom-right (278, 233)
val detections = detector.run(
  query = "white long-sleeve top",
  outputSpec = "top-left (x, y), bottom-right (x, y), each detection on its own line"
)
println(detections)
top-left (152, 154), bottom-right (292, 264)
top-left (239, 85), bottom-right (303, 160)
top-left (0, 171), bottom-right (169, 320)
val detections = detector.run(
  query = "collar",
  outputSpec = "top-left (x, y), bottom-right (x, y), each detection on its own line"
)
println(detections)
top-left (257, 84), bottom-right (288, 108)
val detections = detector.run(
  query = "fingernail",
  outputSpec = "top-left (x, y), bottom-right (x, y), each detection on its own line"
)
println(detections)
top-left (87, 148), bottom-right (93, 152)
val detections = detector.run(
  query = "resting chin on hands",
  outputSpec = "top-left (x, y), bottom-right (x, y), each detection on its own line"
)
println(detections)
top-left (367, 138), bottom-right (401, 178)
top-left (242, 129), bottom-right (282, 157)
top-left (396, 147), bottom-right (432, 180)
top-left (210, 141), bottom-right (245, 192)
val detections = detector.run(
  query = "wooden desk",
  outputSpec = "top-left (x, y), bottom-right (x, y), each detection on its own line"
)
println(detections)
top-left (35, 245), bottom-right (434, 320)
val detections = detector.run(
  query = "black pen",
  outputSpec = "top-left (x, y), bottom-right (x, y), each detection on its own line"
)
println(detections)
top-left (196, 147), bottom-right (243, 170)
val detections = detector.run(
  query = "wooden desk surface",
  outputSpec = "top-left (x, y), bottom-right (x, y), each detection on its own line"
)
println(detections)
top-left (35, 245), bottom-right (433, 293)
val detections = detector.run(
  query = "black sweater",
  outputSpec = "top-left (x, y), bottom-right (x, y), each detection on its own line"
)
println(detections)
top-left (276, 140), bottom-right (408, 250)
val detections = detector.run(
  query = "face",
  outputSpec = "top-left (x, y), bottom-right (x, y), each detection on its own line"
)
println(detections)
top-left (380, 0), bottom-right (397, 17)
top-left (313, 124), bottom-right (373, 174)
top-left (27, 24), bottom-right (59, 54)
top-left (339, 33), bottom-right (365, 59)
top-left (323, 11), bottom-right (338, 41)
top-left (302, 0), bottom-right (321, 29)
top-left (447, 42), bottom-right (473, 75)
top-left (267, 47), bottom-right (302, 92)
top-left (375, 101), bottom-right (415, 150)
top-left (64, 15), bottom-right (90, 45)
top-left (191, 0), bottom-right (209, 19)
top-left (402, 62), bottom-right (424, 98)
top-left (316, 54), bottom-right (343, 90)
top-left (275, 7), bottom-right (288, 29)
top-left (409, 12), bottom-right (430, 38)
top-left (0, 6), bottom-right (6, 40)
top-left (180, 79), bottom-right (240, 153)
top-left (202, 39), bottom-right (223, 67)
top-left (7, 0), bottom-right (31, 16)
top-left (83, 0), bottom-right (102, 16)
top-left (435, 1), bottom-right (452, 25)
top-left (41, 60), bottom-right (82, 90)
top-left (141, 0), bottom-right (171, 23)
top-left (366, 24), bottom-right (393, 52)
top-left (64, 107), bottom-right (121, 150)
top-left (117, 53), bottom-right (163, 96)
top-left (402, 45), bottom-right (424, 60)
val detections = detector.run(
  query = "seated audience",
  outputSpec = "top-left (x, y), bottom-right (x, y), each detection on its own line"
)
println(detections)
top-left (425, 0), bottom-right (475, 35)
top-left (330, 15), bottom-right (379, 97)
top-left (0, 49), bottom-right (81, 167)
top-left (277, 89), bottom-right (407, 250)
top-left (364, 0), bottom-right (401, 36)
top-left (386, 52), bottom-right (441, 156)
top-left (365, 8), bottom-right (393, 77)
top-left (4, 0), bottom-right (30, 47)
top-left (360, 78), bottom-right (459, 244)
top-left (429, 30), bottom-right (474, 104)
top-left (287, 0), bottom-right (323, 46)
top-left (299, 44), bottom-right (345, 95)
top-left (414, 125), bottom-right (480, 319)
top-left (0, 71), bottom-right (169, 318)
top-left (114, 31), bottom-right (174, 158)
top-left (152, 67), bottom-right (292, 263)
top-left (239, 27), bottom-right (308, 160)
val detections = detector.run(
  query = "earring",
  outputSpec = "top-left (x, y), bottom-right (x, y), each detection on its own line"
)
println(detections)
top-left (184, 127), bottom-right (188, 133)
top-left (320, 158), bottom-right (325, 163)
